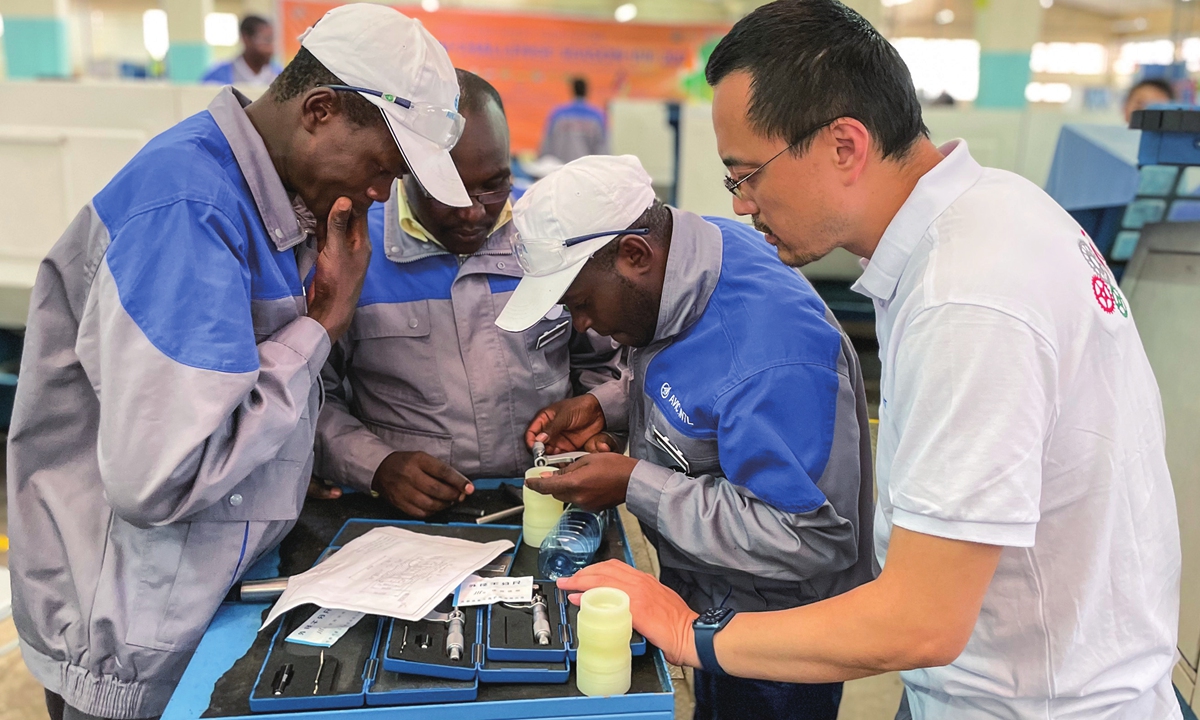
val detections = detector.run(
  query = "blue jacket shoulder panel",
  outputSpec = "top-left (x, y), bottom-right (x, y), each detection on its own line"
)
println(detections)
top-left (358, 201), bottom-right (457, 306)
top-left (642, 218), bottom-right (845, 511)
top-left (548, 101), bottom-right (606, 126)
top-left (201, 62), bottom-right (234, 84)
top-left (94, 110), bottom-right (301, 374)
top-left (702, 217), bottom-right (842, 376)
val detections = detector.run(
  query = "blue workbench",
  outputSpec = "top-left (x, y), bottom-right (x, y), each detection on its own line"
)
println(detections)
top-left (161, 480), bottom-right (674, 720)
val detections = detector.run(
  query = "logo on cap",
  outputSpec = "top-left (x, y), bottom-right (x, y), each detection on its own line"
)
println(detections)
top-left (660, 383), bottom-right (671, 399)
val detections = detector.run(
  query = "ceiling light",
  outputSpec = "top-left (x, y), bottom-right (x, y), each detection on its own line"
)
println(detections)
top-left (881, 0), bottom-right (914, 7)
top-left (421, 0), bottom-right (439, 11)
top-left (615, 3), bottom-right (637, 22)
top-left (1039, 0), bottom-right (1053, 8)
top-left (143, 9), bottom-right (169, 62)
top-left (1026, 82), bottom-right (1072, 103)
top-left (935, 9), bottom-right (955, 24)
top-left (204, 12), bottom-right (239, 47)
top-left (0, 14), bottom-right (5, 40)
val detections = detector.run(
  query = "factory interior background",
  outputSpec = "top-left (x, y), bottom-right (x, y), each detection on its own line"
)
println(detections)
top-left (2, 0), bottom-right (1200, 718)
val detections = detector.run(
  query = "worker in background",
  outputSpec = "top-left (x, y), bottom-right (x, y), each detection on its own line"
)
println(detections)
top-left (201, 14), bottom-right (281, 85)
top-left (1124, 77), bottom-right (1175, 124)
top-left (7, 7), bottom-right (470, 719)
top-left (500, 155), bottom-right (874, 720)
top-left (311, 70), bottom-right (620, 517)
top-left (539, 76), bottom-right (607, 162)
top-left (559, 2), bottom-right (1182, 719)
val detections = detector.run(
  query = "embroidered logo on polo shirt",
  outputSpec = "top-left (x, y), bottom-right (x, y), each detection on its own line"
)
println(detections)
top-left (1079, 230), bottom-right (1128, 318)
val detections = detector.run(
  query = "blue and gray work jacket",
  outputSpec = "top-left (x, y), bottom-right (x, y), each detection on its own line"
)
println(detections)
top-left (591, 209), bottom-right (876, 613)
top-left (7, 88), bottom-right (326, 718)
top-left (314, 196), bottom-right (621, 488)
top-left (539, 100), bottom-right (607, 163)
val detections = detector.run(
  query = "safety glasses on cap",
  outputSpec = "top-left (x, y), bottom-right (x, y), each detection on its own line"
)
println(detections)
top-left (515, 228), bottom-right (650, 277)
top-left (321, 84), bottom-right (466, 150)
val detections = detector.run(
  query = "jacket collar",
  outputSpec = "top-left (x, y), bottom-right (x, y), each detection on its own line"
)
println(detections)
top-left (382, 193), bottom-right (518, 265)
top-left (652, 208), bottom-right (723, 344)
top-left (851, 139), bottom-right (983, 303)
top-left (207, 87), bottom-right (310, 252)
top-left (395, 181), bottom-right (513, 249)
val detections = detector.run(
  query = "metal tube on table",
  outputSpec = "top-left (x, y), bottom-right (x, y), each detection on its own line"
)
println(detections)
top-left (476, 505), bottom-right (523, 524)
top-left (231, 577), bottom-right (289, 603)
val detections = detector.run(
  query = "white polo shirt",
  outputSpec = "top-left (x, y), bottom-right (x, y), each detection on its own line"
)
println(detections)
top-left (853, 140), bottom-right (1182, 719)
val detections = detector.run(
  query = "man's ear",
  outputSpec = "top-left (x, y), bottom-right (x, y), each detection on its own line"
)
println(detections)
top-left (827, 117), bottom-right (872, 186)
top-left (300, 87), bottom-right (340, 134)
top-left (616, 234), bottom-right (655, 276)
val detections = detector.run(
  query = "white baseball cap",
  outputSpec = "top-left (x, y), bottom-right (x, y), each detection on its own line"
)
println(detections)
top-left (496, 155), bottom-right (656, 333)
top-left (299, 4), bottom-right (470, 207)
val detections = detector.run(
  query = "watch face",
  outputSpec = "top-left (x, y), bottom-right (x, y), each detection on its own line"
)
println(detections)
top-left (698, 607), bottom-right (734, 626)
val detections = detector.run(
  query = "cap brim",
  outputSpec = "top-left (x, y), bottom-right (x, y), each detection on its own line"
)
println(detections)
top-left (495, 257), bottom-right (589, 332)
top-left (365, 96), bottom-right (471, 208)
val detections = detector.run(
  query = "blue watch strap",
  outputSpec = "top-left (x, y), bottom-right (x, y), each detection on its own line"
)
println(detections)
top-left (693, 608), bottom-right (735, 675)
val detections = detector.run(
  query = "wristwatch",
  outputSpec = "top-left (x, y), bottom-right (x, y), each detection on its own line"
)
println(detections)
top-left (693, 607), bottom-right (737, 675)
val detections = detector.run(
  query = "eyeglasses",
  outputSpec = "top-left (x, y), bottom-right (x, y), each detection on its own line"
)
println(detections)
top-left (469, 185), bottom-right (512, 206)
top-left (416, 181), bottom-right (512, 207)
top-left (723, 118), bottom-right (840, 199)
top-left (515, 227), bottom-right (649, 276)
top-left (321, 84), bottom-right (466, 151)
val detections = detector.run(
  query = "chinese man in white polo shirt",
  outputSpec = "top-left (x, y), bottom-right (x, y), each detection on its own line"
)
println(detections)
top-left (556, 1), bottom-right (1183, 719)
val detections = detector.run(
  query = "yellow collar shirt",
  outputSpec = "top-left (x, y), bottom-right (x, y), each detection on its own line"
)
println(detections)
top-left (397, 183), bottom-right (513, 252)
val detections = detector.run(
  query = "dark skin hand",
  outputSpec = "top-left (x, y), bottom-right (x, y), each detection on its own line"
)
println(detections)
top-left (371, 451), bottom-right (474, 518)
top-left (306, 197), bottom-right (371, 343)
top-left (524, 452), bottom-right (638, 511)
top-left (404, 90), bottom-right (511, 256)
top-left (525, 393), bottom-right (608, 454)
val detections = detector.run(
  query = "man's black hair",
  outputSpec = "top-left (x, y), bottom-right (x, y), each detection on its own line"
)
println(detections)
top-left (269, 47), bottom-right (383, 127)
top-left (1129, 78), bottom-right (1175, 102)
top-left (572, 77), bottom-right (588, 99)
top-left (705, 0), bottom-right (928, 160)
top-left (591, 199), bottom-right (672, 269)
top-left (240, 15), bottom-right (270, 38)
top-left (456, 68), bottom-right (505, 116)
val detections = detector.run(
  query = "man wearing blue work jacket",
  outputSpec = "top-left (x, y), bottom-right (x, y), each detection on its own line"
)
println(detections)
top-left (312, 70), bottom-right (620, 517)
top-left (7, 6), bottom-right (472, 720)
top-left (497, 155), bottom-right (875, 720)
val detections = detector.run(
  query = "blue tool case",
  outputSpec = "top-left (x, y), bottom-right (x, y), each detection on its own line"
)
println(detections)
top-left (167, 479), bottom-right (673, 720)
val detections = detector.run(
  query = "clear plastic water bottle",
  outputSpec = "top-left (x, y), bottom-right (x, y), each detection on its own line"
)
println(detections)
top-left (538, 508), bottom-right (609, 580)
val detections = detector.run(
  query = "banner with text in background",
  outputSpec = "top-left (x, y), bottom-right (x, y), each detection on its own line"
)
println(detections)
top-left (280, 1), bottom-right (728, 153)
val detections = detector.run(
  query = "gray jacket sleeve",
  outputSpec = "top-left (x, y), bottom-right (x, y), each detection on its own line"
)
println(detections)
top-left (569, 329), bottom-right (624, 395)
top-left (313, 336), bottom-right (394, 492)
top-left (77, 255), bottom-right (331, 528)
top-left (587, 370), bottom-right (631, 434)
top-left (626, 462), bottom-right (859, 582)
top-left (625, 362), bottom-right (865, 582)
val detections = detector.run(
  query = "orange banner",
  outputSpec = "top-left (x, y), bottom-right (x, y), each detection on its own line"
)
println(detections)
top-left (280, 2), bottom-right (727, 152)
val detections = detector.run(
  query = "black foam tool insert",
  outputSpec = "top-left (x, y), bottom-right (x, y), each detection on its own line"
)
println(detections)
top-left (250, 606), bottom-right (377, 702)
top-left (488, 584), bottom-right (567, 653)
top-left (385, 600), bottom-right (480, 670)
